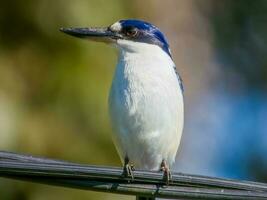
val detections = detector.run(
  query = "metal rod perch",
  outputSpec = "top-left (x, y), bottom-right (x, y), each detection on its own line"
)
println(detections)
top-left (0, 151), bottom-right (267, 199)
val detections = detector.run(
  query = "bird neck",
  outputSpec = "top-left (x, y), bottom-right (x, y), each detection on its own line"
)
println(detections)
top-left (116, 41), bottom-right (173, 70)
top-left (112, 42), bottom-right (175, 88)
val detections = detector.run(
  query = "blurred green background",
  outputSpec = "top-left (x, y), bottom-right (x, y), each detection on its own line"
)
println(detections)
top-left (1, 0), bottom-right (267, 199)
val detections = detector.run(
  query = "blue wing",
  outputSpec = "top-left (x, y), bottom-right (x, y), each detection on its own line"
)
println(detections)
top-left (173, 65), bottom-right (184, 93)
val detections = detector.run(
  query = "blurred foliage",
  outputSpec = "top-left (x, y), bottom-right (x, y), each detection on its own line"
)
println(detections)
top-left (203, 0), bottom-right (267, 91)
top-left (0, 0), bottom-right (136, 199)
top-left (1, 0), bottom-right (267, 199)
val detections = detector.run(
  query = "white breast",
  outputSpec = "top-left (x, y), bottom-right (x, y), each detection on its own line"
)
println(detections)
top-left (109, 40), bottom-right (184, 170)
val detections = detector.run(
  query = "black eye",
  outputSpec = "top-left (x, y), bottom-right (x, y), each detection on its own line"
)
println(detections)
top-left (123, 26), bottom-right (138, 37)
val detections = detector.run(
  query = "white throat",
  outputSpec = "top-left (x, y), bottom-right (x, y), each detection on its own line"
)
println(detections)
top-left (115, 39), bottom-right (175, 76)
top-left (116, 39), bottom-right (171, 60)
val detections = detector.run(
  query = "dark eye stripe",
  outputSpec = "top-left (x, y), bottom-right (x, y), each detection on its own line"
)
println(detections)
top-left (124, 26), bottom-right (134, 32)
top-left (122, 26), bottom-right (138, 37)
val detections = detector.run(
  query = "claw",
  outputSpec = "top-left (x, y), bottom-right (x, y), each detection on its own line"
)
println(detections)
top-left (123, 163), bottom-right (134, 180)
top-left (160, 159), bottom-right (172, 185)
top-left (130, 164), bottom-right (135, 171)
top-left (122, 157), bottom-right (134, 181)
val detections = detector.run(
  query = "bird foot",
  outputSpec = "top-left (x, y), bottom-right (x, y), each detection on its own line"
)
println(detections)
top-left (122, 157), bottom-right (134, 181)
top-left (160, 160), bottom-right (172, 185)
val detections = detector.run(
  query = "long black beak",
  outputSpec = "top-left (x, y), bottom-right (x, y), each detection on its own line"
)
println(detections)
top-left (60, 27), bottom-right (122, 43)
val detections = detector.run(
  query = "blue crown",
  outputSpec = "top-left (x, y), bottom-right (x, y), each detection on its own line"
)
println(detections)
top-left (119, 19), bottom-right (172, 57)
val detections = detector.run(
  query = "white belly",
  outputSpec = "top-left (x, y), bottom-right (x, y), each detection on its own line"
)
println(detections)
top-left (109, 47), bottom-right (184, 170)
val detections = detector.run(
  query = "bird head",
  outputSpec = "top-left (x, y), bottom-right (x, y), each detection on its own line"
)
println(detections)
top-left (60, 19), bottom-right (172, 57)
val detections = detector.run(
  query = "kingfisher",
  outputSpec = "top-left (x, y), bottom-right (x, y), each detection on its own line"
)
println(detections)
top-left (60, 19), bottom-right (184, 182)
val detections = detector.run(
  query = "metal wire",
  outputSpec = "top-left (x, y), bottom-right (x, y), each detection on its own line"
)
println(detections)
top-left (0, 151), bottom-right (267, 199)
